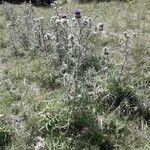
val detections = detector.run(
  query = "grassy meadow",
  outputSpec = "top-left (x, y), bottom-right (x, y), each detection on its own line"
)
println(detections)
top-left (0, 0), bottom-right (150, 149)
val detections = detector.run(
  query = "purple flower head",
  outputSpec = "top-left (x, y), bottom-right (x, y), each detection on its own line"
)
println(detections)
top-left (62, 13), bottom-right (67, 19)
top-left (74, 8), bottom-right (81, 19)
top-left (74, 8), bottom-right (81, 15)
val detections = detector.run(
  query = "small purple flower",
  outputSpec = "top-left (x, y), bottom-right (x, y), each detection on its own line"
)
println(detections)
top-left (74, 8), bottom-right (81, 15)
top-left (74, 8), bottom-right (81, 19)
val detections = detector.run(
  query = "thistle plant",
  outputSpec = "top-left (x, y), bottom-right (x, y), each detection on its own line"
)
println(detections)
top-left (1, 0), bottom-right (150, 149)
top-left (118, 31), bottom-right (134, 81)
top-left (2, 2), bottom-right (15, 21)
top-left (2, 1), bottom-right (137, 115)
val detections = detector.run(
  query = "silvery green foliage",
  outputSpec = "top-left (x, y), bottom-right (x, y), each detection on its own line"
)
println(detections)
top-left (2, 1), bottom-right (135, 114)
top-left (118, 31), bottom-right (135, 81)
top-left (2, 2), bottom-right (15, 21)
top-left (3, 2), bottom-right (45, 52)
top-left (2, 2), bottom-right (95, 56)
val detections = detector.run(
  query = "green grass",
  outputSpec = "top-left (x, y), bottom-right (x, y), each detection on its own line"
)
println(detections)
top-left (0, 0), bottom-right (150, 149)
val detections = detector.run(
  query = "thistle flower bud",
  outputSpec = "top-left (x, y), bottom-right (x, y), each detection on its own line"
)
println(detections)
top-left (58, 14), bottom-right (62, 19)
top-left (72, 17), bottom-right (76, 21)
top-left (54, 1), bottom-right (59, 4)
top-left (44, 33), bottom-right (51, 41)
top-left (133, 32), bottom-right (136, 38)
top-left (51, 3), bottom-right (55, 7)
top-left (50, 16), bottom-right (57, 22)
top-left (83, 19), bottom-right (88, 26)
top-left (61, 18), bottom-right (67, 24)
top-left (88, 17), bottom-right (92, 28)
top-left (124, 31), bottom-right (130, 39)
top-left (74, 8), bottom-right (81, 19)
top-left (103, 47), bottom-right (109, 55)
top-left (40, 17), bottom-right (44, 21)
top-left (63, 63), bottom-right (68, 68)
top-left (55, 19), bottom-right (61, 24)
top-left (62, 13), bottom-right (67, 19)
top-left (98, 23), bottom-right (104, 31)
top-left (68, 34), bottom-right (74, 41)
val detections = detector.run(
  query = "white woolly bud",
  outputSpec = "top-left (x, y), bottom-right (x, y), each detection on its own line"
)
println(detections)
top-left (55, 19), bottom-right (61, 24)
top-left (133, 32), bottom-right (136, 38)
top-left (123, 31), bottom-right (130, 39)
top-left (72, 17), bottom-right (76, 21)
top-left (44, 33), bottom-right (51, 41)
top-left (61, 18), bottom-right (67, 24)
top-left (98, 23), bottom-right (104, 31)
top-left (51, 16), bottom-right (57, 22)
top-left (68, 34), bottom-right (74, 41)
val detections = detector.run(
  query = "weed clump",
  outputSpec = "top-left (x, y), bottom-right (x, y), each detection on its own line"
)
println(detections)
top-left (0, 0), bottom-right (149, 149)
